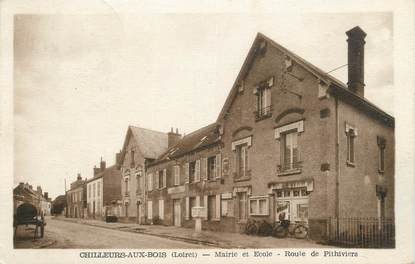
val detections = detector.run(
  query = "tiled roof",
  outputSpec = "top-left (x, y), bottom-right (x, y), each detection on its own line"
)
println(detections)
top-left (86, 165), bottom-right (118, 183)
top-left (217, 32), bottom-right (394, 126)
top-left (152, 123), bottom-right (220, 165)
top-left (121, 126), bottom-right (168, 160)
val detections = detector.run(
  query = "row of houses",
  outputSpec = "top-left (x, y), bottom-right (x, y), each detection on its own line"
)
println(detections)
top-left (13, 183), bottom-right (52, 216)
top-left (66, 26), bottom-right (394, 242)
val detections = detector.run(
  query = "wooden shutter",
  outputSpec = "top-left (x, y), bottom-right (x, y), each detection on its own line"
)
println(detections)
top-left (202, 158), bottom-right (208, 180)
top-left (195, 160), bottom-right (201, 182)
top-left (155, 171), bottom-right (159, 189)
top-left (163, 169), bottom-right (167, 188)
top-left (184, 163), bottom-right (189, 184)
top-left (203, 195), bottom-right (208, 220)
top-left (174, 166), bottom-right (179, 185)
top-left (159, 200), bottom-right (164, 220)
top-left (265, 87), bottom-right (271, 108)
top-left (216, 194), bottom-right (221, 219)
top-left (216, 153), bottom-right (222, 179)
top-left (185, 197), bottom-right (190, 220)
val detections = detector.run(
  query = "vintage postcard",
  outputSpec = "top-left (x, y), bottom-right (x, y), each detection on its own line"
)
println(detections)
top-left (0, 0), bottom-right (413, 263)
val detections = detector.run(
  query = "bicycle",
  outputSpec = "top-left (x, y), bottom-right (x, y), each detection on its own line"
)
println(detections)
top-left (245, 219), bottom-right (260, 235)
top-left (272, 220), bottom-right (308, 239)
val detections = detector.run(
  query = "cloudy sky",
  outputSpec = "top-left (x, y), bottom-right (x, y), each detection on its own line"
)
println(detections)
top-left (14, 13), bottom-right (393, 198)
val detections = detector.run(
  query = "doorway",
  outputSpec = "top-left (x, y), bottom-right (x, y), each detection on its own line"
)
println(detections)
top-left (173, 199), bottom-right (181, 226)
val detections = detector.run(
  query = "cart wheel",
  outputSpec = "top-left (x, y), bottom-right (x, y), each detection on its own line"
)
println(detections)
top-left (293, 225), bottom-right (308, 239)
top-left (39, 224), bottom-right (44, 238)
top-left (272, 225), bottom-right (288, 238)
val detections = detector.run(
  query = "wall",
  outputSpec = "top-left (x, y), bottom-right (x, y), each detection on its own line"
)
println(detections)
top-left (337, 99), bottom-right (394, 218)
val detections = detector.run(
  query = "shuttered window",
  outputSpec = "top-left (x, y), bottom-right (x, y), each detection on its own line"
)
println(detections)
top-left (159, 200), bottom-right (164, 220)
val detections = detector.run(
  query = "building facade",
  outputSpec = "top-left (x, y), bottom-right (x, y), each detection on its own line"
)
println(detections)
top-left (144, 27), bottom-right (394, 240)
top-left (66, 174), bottom-right (87, 218)
top-left (86, 159), bottom-right (121, 219)
top-left (118, 126), bottom-right (170, 223)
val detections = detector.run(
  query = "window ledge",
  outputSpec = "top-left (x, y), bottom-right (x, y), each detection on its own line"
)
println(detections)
top-left (211, 218), bottom-right (221, 222)
top-left (346, 161), bottom-right (356, 167)
top-left (249, 214), bottom-right (269, 217)
top-left (255, 113), bottom-right (272, 122)
top-left (234, 176), bottom-right (251, 182)
top-left (378, 169), bottom-right (384, 174)
top-left (277, 169), bottom-right (302, 176)
top-left (237, 220), bottom-right (248, 224)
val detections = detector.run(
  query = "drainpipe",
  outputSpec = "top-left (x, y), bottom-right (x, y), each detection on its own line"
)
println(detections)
top-left (335, 97), bottom-right (340, 219)
top-left (334, 96), bottom-right (341, 240)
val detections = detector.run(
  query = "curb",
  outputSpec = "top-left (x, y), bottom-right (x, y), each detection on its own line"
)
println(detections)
top-left (55, 218), bottom-right (221, 248)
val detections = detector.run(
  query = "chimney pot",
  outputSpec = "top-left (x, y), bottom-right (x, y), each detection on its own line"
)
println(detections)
top-left (346, 26), bottom-right (366, 97)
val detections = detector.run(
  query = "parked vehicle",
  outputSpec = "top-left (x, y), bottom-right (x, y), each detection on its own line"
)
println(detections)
top-left (272, 220), bottom-right (308, 239)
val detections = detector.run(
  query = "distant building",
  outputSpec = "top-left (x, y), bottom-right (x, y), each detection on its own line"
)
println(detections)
top-left (86, 158), bottom-right (121, 219)
top-left (66, 174), bottom-right (87, 218)
top-left (13, 183), bottom-right (51, 216)
top-left (118, 126), bottom-right (170, 223)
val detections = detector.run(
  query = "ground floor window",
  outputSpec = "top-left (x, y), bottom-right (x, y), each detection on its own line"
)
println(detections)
top-left (275, 188), bottom-right (309, 222)
top-left (189, 197), bottom-right (196, 219)
top-left (147, 201), bottom-right (152, 220)
top-left (221, 198), bottom-right (234, 217)
top-left (249, 196), bottom-right (269, 216)
top-left (208, 195), bottom-right (216, 221)
top-left (237, 192), bottom-right (248, 221)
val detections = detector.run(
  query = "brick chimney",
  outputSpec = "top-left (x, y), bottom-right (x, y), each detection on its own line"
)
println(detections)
top-left (44, 192), bottom-right (49, 200)
top-left (100, 157), bottom-right (106, 171)
top-left (115, 150), bottom-right (122, 166)
top-left (93, 165), bottom-right (100, 176)
top-left (346, 26), bottom-right (366, 97)
top-left (168, 127), bottom-right (182, 147)
top-left (77, 173), bottom-right (82, 181)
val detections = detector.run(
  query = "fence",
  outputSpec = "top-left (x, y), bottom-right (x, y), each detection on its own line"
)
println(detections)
top-left (327, 217), bottom-right (395, 248)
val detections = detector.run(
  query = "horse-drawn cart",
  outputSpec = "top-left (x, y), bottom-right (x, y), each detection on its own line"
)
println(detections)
top-left (14, 203), bottom-right (46, 239)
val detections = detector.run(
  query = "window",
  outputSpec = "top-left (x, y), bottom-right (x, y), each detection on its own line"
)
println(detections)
top-left (174, 166), bottom-right (180, 185)
top-left (189, 197), bottom-right (196, 219)
top-left (249, 197), bottom-right (269, 216)
top-left (346, 128), bottom-right (356, 164)
top-left (158, 200), bottom-right (164, 220)
top-left (189, 161), bottom-right (196, 183)
top-left (97, 182), bottom-right (101, 197)
top-left (236, 144), bottom-right (248, 177)
top-left (147, 201), bottom-right (152, 219)
top-left (221, 198), bottom-right (234, 217)
top-left (237, 192), bottom-right (247, 221)
top-left (377, 136), bottom-right (386, 173)
top-left (158, 170), bottom-right (164, 189)
top-left (130, 150), bottom-right (135, 168)
top-left (88, 185), bottom-right (91, 198)
top-left (297, 204), bottom-right (308, 220)
top-left (207, 156), bottom-right (216, 180)
top-left (93, 183), bottom-right (96, 197)
top-left (254, 77), bottom-right (273, 120)
top-left (124, 178), bottom-right (129, 196)
top-left (147, 173), bottom-right (153, 191)
top-left (208, 195), bottom-right (216, 220)
top-left (281, 131), bottom-right (299, 171)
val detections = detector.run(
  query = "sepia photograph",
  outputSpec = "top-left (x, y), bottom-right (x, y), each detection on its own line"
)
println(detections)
top-left (1, 1), bottom-right (414, 263)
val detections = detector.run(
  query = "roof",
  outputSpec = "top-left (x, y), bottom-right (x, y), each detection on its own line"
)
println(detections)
top-left (120, 126), bottom-right (168, 161)
top-left (217, 32), bottom-right (394, 127)
top-left (86, 165), bottom-right (118, 183)
top-left (150, 123), bottom-right (220, 166)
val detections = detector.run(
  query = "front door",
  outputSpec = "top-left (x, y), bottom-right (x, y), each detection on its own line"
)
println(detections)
top-left (137, 203), bottom-right (142, 224)
top-left (173, 200), bottom-right (181, 226)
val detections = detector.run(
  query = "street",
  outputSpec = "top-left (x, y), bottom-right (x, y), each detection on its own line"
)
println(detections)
top-left (14, 217), bottom-right (207, 249)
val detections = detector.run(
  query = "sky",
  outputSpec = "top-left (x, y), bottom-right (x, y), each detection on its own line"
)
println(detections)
top-left (14, 13), bottom-right (393, 199)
